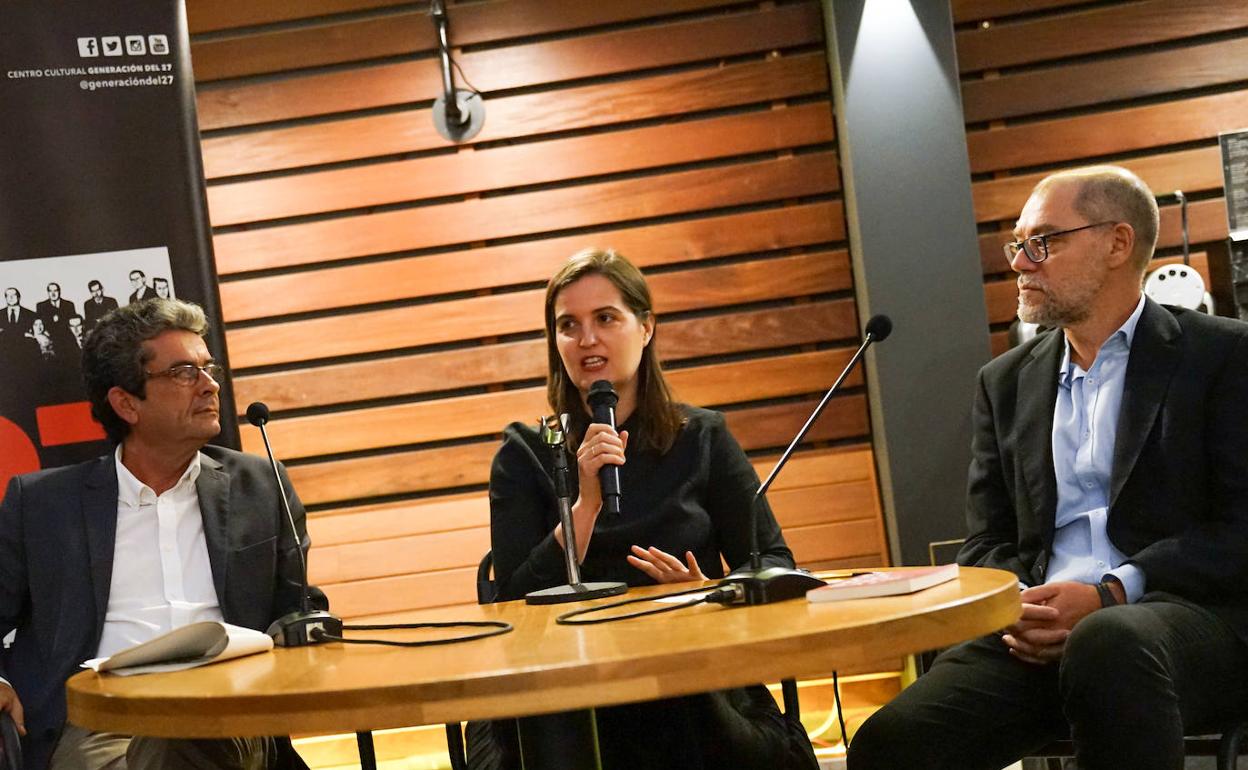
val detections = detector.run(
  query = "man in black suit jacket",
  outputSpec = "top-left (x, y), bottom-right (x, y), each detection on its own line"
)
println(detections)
top-left (0, 298), bottom-right (311, 770)
top-left (0, 287), bottom-right (39, 364)
top-left (36, 283), bottom-right (77, 359)
top-left (127, 269), bottom-right (155, 305)
top-left (849, 166), bottom-right (1248, 770)
top-left (82, 280), bottom-right (119, 331)
top-left (0, 287), bottom-right (37, 335)
top-left (34, 283), bottom-right (76, 331)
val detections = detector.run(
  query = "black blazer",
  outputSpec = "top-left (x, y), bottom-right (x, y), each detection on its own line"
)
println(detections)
top-left (958, 299), bottom-right (1248, 639)
top-left (34, 300), bottom-right (76, 329)
top-left (82, 297), bottom-right (118, 329)
top-left (0, 307), bottom-right (36, 336)
top-left (127, 286), bottom-right (155, 305)
top-left (0, 446), bottom-right (310, 769)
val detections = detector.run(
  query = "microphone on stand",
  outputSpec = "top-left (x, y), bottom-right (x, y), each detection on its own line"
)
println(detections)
top-left (586, 380), bottom-right (622, 517)
top-left (719, 314), bottom-right (894, 605)
top-left (525, 414), bottom-right (628, 605)
top-left (247, 402), bottom-right (344, 646)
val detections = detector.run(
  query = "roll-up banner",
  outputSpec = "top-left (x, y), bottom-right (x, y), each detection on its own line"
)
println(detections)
top-left (0, 0), bottom-right (237, 490)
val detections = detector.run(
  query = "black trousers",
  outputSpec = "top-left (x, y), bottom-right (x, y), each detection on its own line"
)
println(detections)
top-left (594, 685), bottom-right (817, 770)
top-left (467, 685), bottom-right (817, 770)
top-left (847, 598), bottom-right (1248, 770)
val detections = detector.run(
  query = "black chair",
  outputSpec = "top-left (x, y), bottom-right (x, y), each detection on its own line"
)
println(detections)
top-left (475, 550), bottom-right (498, 605)
top-left (0, 711), bottom-right (21, 770)
top-left (1031, 722), bottom-right (1248, 770)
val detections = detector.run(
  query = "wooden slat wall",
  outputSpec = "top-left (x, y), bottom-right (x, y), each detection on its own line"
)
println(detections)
top-left (188, 0), bottom-right (886, 619)
top-left (952, 0), bottom-right (1247, 356)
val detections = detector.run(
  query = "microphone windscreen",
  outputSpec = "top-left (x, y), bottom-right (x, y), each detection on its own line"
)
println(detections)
top-left (865, 314), bottom-right (893, 342)
top-left (586, 379), bottom-right (618, 408)
top-left (246, 401), bottom-right (271, 426)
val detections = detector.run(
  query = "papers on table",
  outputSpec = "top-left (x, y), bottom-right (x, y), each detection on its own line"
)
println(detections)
top-left (82, 621), bottom-right (273, 676)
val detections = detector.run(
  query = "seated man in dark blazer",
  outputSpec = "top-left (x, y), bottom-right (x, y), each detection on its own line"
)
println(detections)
top-left (0, 298), bottom-right (313, 770)
top-left (848, 166), bottom-right (1248, 770)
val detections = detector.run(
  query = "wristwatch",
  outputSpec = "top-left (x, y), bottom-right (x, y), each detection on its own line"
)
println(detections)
top-left (1095, 579), bottom-right (1122, 608)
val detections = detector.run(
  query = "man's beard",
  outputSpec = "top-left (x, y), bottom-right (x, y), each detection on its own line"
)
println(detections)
top-left (1016, 277), bottom-right (1096, 327)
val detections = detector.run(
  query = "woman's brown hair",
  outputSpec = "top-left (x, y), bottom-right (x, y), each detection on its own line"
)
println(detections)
top-left (544, 248), bottom-right (684, 453)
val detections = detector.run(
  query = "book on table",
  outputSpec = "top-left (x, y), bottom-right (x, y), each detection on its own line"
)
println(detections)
top-left (806, 563), bottom-right (960, 603)
top-left (81, 621), bottom-right (273, 676)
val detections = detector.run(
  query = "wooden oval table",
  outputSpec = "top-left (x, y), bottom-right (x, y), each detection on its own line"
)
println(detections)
top-left (67, 567), bottom-right (1019, 766)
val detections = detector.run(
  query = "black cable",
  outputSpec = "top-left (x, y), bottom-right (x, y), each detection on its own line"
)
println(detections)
top-left (833, 669), bottom-right (849, 750)
top-left (449, 56), bottom-right (481, 96)
top-left (557, 596), bottom-right (706, 625)
top-left (312, 620), bottom-right (512, 647)
top-left (556, 584), bottom-right (738, 625)
top-left (428, 1), bottom-right (480, 98)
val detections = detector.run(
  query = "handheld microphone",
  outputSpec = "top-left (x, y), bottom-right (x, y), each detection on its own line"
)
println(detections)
top-left (247, 402), bottom-right (343, 646)
top-left (586, 380), bottom-right (622, 517)
top-left (720, 314), bottom-right (894, 605)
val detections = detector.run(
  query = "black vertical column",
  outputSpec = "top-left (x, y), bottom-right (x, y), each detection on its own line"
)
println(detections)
top-left (823, 0), bottom-right (990, 566)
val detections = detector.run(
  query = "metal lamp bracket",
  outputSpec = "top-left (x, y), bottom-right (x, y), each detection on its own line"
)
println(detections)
top-left (430, 0), bottom-right (484, 143)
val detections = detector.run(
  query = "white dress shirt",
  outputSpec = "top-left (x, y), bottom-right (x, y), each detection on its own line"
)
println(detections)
top-left (1045, 294), bottom-right (1147, 601)
top-left (94, 446), bottom-right (224, 659)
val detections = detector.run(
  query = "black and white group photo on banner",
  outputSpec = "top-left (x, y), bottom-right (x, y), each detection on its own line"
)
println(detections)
top-left (0, 246), bottom-right (174, 373)
top-left (0, 246), bottom-right (175, 482)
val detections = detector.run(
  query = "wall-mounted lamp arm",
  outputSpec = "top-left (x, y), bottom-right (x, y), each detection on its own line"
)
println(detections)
top-left (430, 0), bottom-right (463, 127)
top-left (427, 0), bottom-right (484, 142)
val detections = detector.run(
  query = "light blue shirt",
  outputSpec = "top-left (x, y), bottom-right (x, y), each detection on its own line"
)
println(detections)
top-left (1045, 294), bottom-right (1147, 602)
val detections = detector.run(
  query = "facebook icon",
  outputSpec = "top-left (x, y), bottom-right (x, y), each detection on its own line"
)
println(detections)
top-left (76, 37), bottom-right (98, 57)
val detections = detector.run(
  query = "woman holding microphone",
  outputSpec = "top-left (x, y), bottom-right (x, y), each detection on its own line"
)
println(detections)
top-left (489, 248), bottom-right (817, 769)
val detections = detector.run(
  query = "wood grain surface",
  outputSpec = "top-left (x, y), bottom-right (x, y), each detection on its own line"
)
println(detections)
top-left (218, 201), bottom-right (843, 314)
top-left (65, 568), bottom-right (1021, 737)
top-left (206, 102), bottom-right (833, 226)
top-left (956, 0), bottom-right (1247, 73)
top-left (951, 0), bottom-right (1097, 23)
top-left (961, 35), bottom-right (1248, 124)
top-left (212, 152), bottom-right (837, 274)
top-left (967, 90), bottom-right (1248, 174)
top-left (195, 2), bottom-right (822, 129)
top-left (201, 53), bottom-right (829, 178)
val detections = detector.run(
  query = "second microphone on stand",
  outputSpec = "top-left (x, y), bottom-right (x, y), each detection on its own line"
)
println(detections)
top-left (246, 402), bottom-right (344, 646)
top-left (587, 379), bottom-right (622, 516)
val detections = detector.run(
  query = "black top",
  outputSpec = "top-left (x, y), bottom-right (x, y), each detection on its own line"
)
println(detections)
top-left (489, 404), bottom-right (795, 601)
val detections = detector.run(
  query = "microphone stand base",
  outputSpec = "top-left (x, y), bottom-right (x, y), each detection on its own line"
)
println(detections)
top-left (266, 609), bottom-right (344, 647)
top-left (526, 582), bottom-right (627, 606)
top-left (719, 567), bottom-right (827, 605)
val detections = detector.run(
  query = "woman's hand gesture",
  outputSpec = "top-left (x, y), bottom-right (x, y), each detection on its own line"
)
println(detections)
top-left (628, 546), bottom-right (707, 584)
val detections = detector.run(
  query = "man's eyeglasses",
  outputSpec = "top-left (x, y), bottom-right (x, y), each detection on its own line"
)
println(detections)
top-left (144, 363), bottom-right (225, 386)
top-left (1004, 221), bottom-right (1115, 264)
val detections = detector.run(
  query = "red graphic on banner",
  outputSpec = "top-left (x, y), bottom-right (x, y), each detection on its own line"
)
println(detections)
top-left (0, 415), bottom-right (41, 493)
top-left (37, 401), bottom-right (105, 446)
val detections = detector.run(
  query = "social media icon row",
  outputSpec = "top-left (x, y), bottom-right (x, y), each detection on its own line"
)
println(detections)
top-left (77, 35), bottom-right (169, 58)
